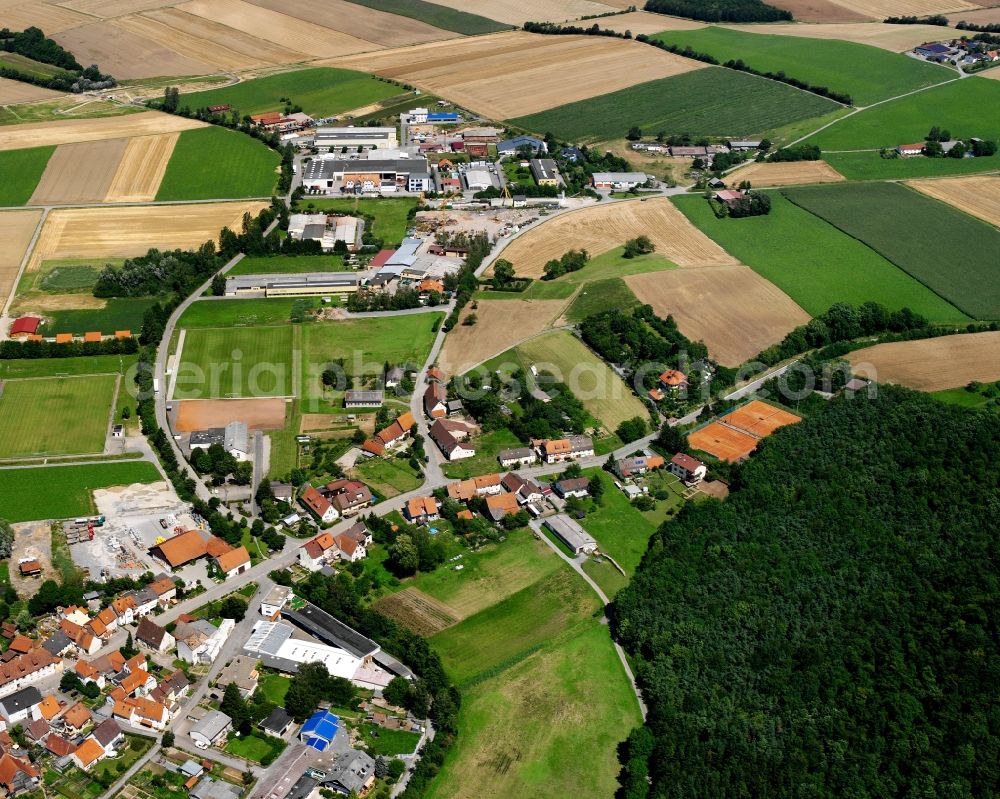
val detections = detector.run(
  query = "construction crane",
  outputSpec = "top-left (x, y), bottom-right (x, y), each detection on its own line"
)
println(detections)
top-left (500, 182), bottom-right (512, 207)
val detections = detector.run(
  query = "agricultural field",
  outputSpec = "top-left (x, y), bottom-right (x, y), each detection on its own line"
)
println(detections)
top-left (847, 331), bottom-right (1000, 390)
top-left (299, 197), bottom-right (416, 247)
top-left (673, 193), bottom-right (969, 322)
top-left (38, 299), bottom-right (160, 336)
top-left (722, 20), bottom-right (964, 50)
top-left (174, 67), bottom-right (402, 118)
top-left (763, 0), bottom-right (871, 22)
top-left (156, 126), bottom-right (280, 200)
top-left (512, 67), bottom-right (839, 143)
top-left (28, 138), bottom-right (128, 205)
top-left (0, 375), bottom-right (117, 458)
top-left (729, 159), bottom-right (846, 187)
top-left (425, 0), bottom-right (617, 24)
top-left (0, 97), bottom-right (143, 128)
top-left (625, 265), bottom-right (811, 366)
top-left (243, 0), bottom-right (462, 42)
top-left (594, 10), bottom-right (707, 35)
top-left (174, 398), bottom-right (287, 432)
top-left (327, 31), bottom-right (705, 118)
top-left (0, 2), bottom-right (93, 34)
top-left (564, 277), bottom-right (641, 323)
top-left (823, 150), bottom-right (1000, 180)
top-left (0, 146), bottom-right (54, 206)
top-left (0, 52), bottom-right (67, 80)
top-left (0, 210), bottom-right (43, 311)
top-left (784, 182), bottom-right (1000, 319)
top-left (173, 325), bottom-right (295, 399)
top-left (334, 0), bottom-right (508, 35)
top-left (651, 26), bottom-right (953, 106)
top-left (104, 133), bottom-right (180, 203)
top-left (0, 461), bottom-right (162, 523)
top-left (908, 175), bottom-right (1000, 229)
top-left (228, 254), bottom-right (345, 275)
top-left (816, 0), bottom-right (979, 19)
top-left (0, 111), bottom-right (205, 151)
top-left (0, 76), bottom-right (60, 104)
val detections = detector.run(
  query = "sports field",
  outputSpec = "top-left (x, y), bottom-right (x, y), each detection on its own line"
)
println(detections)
top-left (0, 461), bottom-right (162, 523)
top-left (227, 254), bottom-right (345, 276)
top-left (173, 325), bottom-right (295, 399)
top-left (156, 127), bottom-right (279, 200)
top-left (513, 67), bottom-right (838, 142)
top-left (174, 398), bottom-right (287, 431)
top-left (0, 146), bottom-right (55, 206)
top-left (300, 197), bottom-right (416, 247)
top-left (847, 331), bottom-right (1000, 390)
top-left (0, 375), bottom-right (117, 458)
top-left (673, 193), bottom-right (970, 322)
top-left (784, 182), bottom-right (1000, 319)
top-left (690, 400), bottom-right (800, 462)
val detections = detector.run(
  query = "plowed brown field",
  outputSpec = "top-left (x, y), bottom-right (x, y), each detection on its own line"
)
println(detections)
top-left (908, 176), bottom-right (1000, 228)
top-left (0, 111), bottom-right (205, 151)
top-left (0, 210), bottom-right (43, 311)
top-left (0, 77), bottom-right (61, 103)
top-left (104, 132), bottom-right (178, 202)
top-left (730, 159), bottom-right (846, 187)
top-left (174, 398), bottom-right (286, 431)
top-left (428, 0), bottom-right (616, 24)
top-left (847, 332), bottom-right (1000, 390)
top-left (28, 139), bottom-right (127, 205)
top-left (625, 266), bottom-right (810, 366)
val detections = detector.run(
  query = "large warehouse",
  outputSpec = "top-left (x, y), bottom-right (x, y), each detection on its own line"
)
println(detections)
top-left (224, 273), bottom-right (360, 299)
top-left (302, 156), bottom-right (431, 194)
top-left (314, 127), bottom-right (397, 150)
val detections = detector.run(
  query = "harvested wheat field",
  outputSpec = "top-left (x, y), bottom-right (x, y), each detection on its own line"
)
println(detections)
top-left (625, 266), bottom-right (810, 366)
top-left (0, 210), bottom-right (43, 309)
top-left (177, 0), bottom-right (379, 58)
top-left (57, 0), bottom-right (179, 16)
top-left (0, 111), bottom-right (204, 151)
top-left (950, 6), bottom-right (1000, 24)
top-left (847, 332), bottom-right (1000, 390)
top-left (724, 399), bottom-right (802, 438)
top-left (114, 9), bottom-right (308, 70)
top-left (25, 201), bottom-right (266, 273)
top-left (429, 0), bottom-right (617, 24)
top-left (769, 0), bottom-right (872, 21)
top-left (821, 0), bottom-right (977, 19)
top-left (722, 21), bottom-right (963, 50)
top-left (494, 198), bottom-right (739, 279)
top-left (909, 176), bottom-right (1000, 227)
top-left (438, 299), bottom-right (567, 376)
top-left (328, 31), bottom-right (704, 118)
top-left (174, 398), bottom-right (287, 431)
top-left (28, 139), bottom-right (128, 205)
top-left (591, 10), bottom-right (706, 35)
top-left (375, 589), bottom-right (460, 636)
top-left (1, 1), bottom-right (93, 33)
top-left (0, 77), bottom-right (61, 104)
top-left (731, 159), bottom-right (846, 187)
top-left (104, 133), bottom-right (179, 203)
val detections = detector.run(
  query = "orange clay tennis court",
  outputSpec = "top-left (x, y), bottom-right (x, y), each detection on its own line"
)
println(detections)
top-left (689, 400), bottom-right (801, 462)
top-left (725, 400), bottom-right (802, 438)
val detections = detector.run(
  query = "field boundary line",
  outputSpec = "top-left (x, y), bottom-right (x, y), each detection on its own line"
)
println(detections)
top-left (168, 329), bottom-right (186, 403)
top-left (105, 374), bottom-right (121, 451)
top-left (1, 207), bottom-right (46, 319)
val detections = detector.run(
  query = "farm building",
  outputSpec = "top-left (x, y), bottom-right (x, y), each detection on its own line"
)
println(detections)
top-left (8, 317), bottom-right (40, 338)
top-left (498, 135), bottom-right (545, 155)
top-left (149, 530), bottom-right (211, 569)
top-left (314, 127), bottom-right (397, 151)
top-left (215, 545), bottom-right (250, 579)
top-left (544, 515), bottom-right (598, 555)
top-left (896, 143), bottom-right (925, 156)
top-left (728, 140), bottom-right (762, 151)
top-left (423, 383), bottom-right (448, 418)
top-left (462, 128), bottom-right (500, 142)
top-left (498, 447), bottom-right (538, 468)
top-left (429, 419), bottom-right (476, 460)
top-left (224, 273), bottom-right (360, 299)
top-left (591, 172), bottom-right (648, 190)
top-left (302, 156), bottom-right (430, 193)
top-left (189, 421), bottom-right (249, 460)
top-left (344, 390), bottom-right (383, 409)
top-left (669, 453), bottom-right (707, 485)
top-left (362, 411), bottom-right (415, 456)
top-left (530, 158), bottom-right (560, 187)
top-left (914, 42), bottom-right (956, 59)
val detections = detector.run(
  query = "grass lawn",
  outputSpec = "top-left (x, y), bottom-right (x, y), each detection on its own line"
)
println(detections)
top-left (343, 0), bottom-right (510, 33)
top-left (176, 67), bottom-right (400, 118)
top-left (0, 375), bottom-right (117, 458)
top-left (357, 723), bottom-right (421, 756)
top-left (156, 127), bottom-right (279, 200)
top-left (0, 461), bottom-right (161, 522)
top-left (512, 67), bottom-right (838, 143)
top-left (672, 193), bottom-right (970, 323)
top-left (803, 76), bottom-right (1000, 150)
top-left (258, 672), bottom-right (291, 705)
top-left (0, 98), bottom-right (140, 127)
top-left (582, 557), bottom-right (630, 599)
top-left (564, 277), bottom-right (641, 323)
top-left (350, 456), bottom-right (422, 498)
top-left (228, 254), bottom-right (344, 276)
top-left (0, 146), bottom-right (54, 205)
top-left (824, 150), bottom-right (1000, 181)
top-left (178, 298), bottom-right (315, 328)
top-left (90, 734), bottom-right (152, 779)
top-left (440, 428), bottom-right (522, 480)
top-left (173, 325), bottom-right (294, 399)
top-left (296, 197), bottom-right (416, 247)
top-left (225, 731), bottom-right (285, 763)
top-left (0, 52), bottom-right (64, 78)
top-left (576, 470), bottom-right (658, 576)
top-left (39, 298), bottom-right (159, 336)
top-left (651, 27), bottom-right (953, 107)
top-left (931, 385), bottom-right (1000, 410)
top-left (0, 354), bottom-right (134, 379)
top-left (784, 182), bottom-right (1000, 320)
top-left (18, 257), bottom-right (126, 295)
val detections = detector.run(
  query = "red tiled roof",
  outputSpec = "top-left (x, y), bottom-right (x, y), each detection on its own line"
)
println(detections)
top-left (152, 530), bottom-right (208, 567)
top-left (9, 317), bottom-right (40, 336)
top-left (369, 249), bottom-right (395, 268)
top-left (216, 545), bottom-right (250, 573)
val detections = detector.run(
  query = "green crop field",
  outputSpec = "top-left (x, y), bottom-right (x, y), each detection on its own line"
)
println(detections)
top-left (227, 254), bottom-right (344, 276)
top-left (824, 150), bottom-right (1000, 181)
top-left (0, 375), bottom-right (117, 458)
top-left (564, 277), bottom-right (641, 323)
top-left (673, 193), bottom-right (970, 323)
top-left (512, 68), bottom-right (838, 143)
top-left (0, 53), bottom-right (64, 79)
top-left (0, 146), bottom-right (54, 206)
top-left (0, 461), bottom-right (161, 522)
top-left (178, 298), bottom-right (315, 328)
top-left (156, 127), bottom-right (279, 201)
top-left (803, 76), bottom-right (999, 150)
top-left (651, 27), bottom-right (952, 107)
top-left (344, 0), bottom-right (509, 33)
top-left (298, 197), bottom-right (416, 247)
top-left (174, 325), bottom-right (294, 399)
top-left (39, 298), bottom-right (158, 336)
top-left (176, 67), bottom-right (401, 118)
top-left (784, 182), bottom-right (1000, 319)
top-left (0, 354), bottom-right (134, 379)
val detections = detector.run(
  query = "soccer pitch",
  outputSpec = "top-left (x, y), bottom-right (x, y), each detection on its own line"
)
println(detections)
top-left (172, 326), bottom-right (294, 399)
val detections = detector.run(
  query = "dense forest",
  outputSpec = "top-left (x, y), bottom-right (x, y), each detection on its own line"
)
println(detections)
top-left (612, 386), bottom-right (1000, 797)
top-left (643, 0), bottom-right (791, 23)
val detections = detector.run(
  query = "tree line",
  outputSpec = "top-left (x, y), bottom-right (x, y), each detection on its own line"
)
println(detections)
top-left (643, 0), bottom-right (791, 22)
top-left (0, 27), bottom-right (114, 91)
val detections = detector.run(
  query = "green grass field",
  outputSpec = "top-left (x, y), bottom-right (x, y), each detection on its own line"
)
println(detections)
top-left (18, 257), bottom-right (125, 295)
top-left (176, 67), bottom-right (400, 117)
top-left (178, 298), bottom-right (315, 328)
top-left (672, 193), bottom-right (970, 322)
top-left (576, 470), bottom-right (660, 576)
top-left (259, 673), bottom-right (291, 704)
top-left (39, 298), bottom-right (158, 336)
top-left (343, 0), bottom-right (510, 33)
top-left (0, 461), bottom-right (161, 522)
top-left (824, 150), bottom-right (1000, 180)
top-left (351, 456), bottom-right (422, 498)
top-left (512, 67), bottom-right (838, 142)
top-left (156, 127), bottom-right (279, 200)
top-left (227, 254), bottom-right (344, 276)
top-left (174, 325), bottom-right (294, 399)
top-left (225, 731), bottom-right (285, 763)
top-left (439, 428), bottom-right (523, 480)
top-left (0, 98), bottom-right (141, 127)
top-left (0, 53), bottom-right (65, 78)
top-left (0, 146), bottom-right (54, 205)
top-left (297, 197), bottom-right (416, 247)
top-left (784, 182), bottom-right (1000, 319)
top-left (564, 277), bottom-right (640, 323)
top-left (651, 27), bottom-right (953, 107)
top-left (358, 723), bottom-right (421, 756)
top-left (803, 76), bottom-right (999, 150)
top-left (0, 354), bottom-right (134, 379)
top-left (0, 375), bottom-right (117, 458)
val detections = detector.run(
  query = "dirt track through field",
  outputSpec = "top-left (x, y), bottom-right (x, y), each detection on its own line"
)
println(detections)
top-left (493, 198), bottom-right (739, 279)
top-left (730, 160), bottom-right (846, 187)
top-left (625, 266), bottom-right (810, 366)
top-left (847, 332), bottom-right (1000, 390)
top-left (327, 31), bottom-right (705, 118)
top-left (0, 210), bottom-right (43, 313)
top-left (104, 133), bottom-right (178, 202)
top-left (0, 76), bottom-right (61, 103)
top-left (0, 111), bottom-right (205, 151)
top-left (722, 21), bottom-right (965, 50)
top-left (428, 0), bottom-right (617, 24)
top-left (28, 138), bottom-right (128, 205)
top-left (908, 176), bottom-right (1000, 228)
top-left (173, 398), bottom-right (287, 431)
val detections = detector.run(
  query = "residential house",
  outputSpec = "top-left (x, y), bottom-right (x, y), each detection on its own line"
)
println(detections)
top-left (25, 719), bottom-right (49, 744)
top-left (260, 707), bottom-right (293, 738)
top-left (148, 576), bottom-right (178, 605)
top-left (70, 738), bottom-right (105, 771)
top-left (362, 411), bottom-right (415, 457)
top-left (118, 667), bottom-right (156, 699)
top-left (128, 587), bottom-right (159, 617)
top-left (41, 631), bottom-right (73, 659)
top-left (669, 453), bottom-right (707, 485)
top-left (485, 492), bottom-right (520, 521)
top-left (325, 479), bottom-right (374, 517)
top-left (0, 688), bottom-right (41, 730)
top-left (614, 454), bottom-right (665, 480)
top-left (501, 473), bottom-right (544, 504)
top-left (406, 497), bottom-right (440, 525)
top-left (174, 618), bottom-right (235, 665)
top-left (135, 617), bottom-right (175, 654)
top-left (45, 733), bottom-right (75, 758)
top-left (322, 748), bottom-right (377, 796)
top-left (89, 719), bottom-right (124, 755)
top-left (0, 650), bottom-right (62, 699)
top-left (36, 695), bottom-right (60, 722)
top-left (497, 447), bottom-right (538, 468)
top-left (429, 419), bottom-right (476, 460)
top-left (110, 596), bottom-right (137, 626)
top-left (446, 474), bottom-right (502, 501)
top-left (333, 525), bottom-right (369, 563)
top-left (6, 637), bottom-right (31, 657)
top-left (301, 485), bottom-right (339, 524)
top-left (190, 711), bottom-right (232, 749)
top-left (591, 171), bottom-right (648, 190)
top-left (59, 607), bottom-right (89, 627)
top-left (59, 620), bottom-right (99, 655)
top-left (260, 586), bottom-right (292, 620)
top-left (151, 670), bottom-right (189, 708)
top-left (270, 482), bottom-right (294, 504)
top-left (553, 477), bottom-right (590, 499)
top-left (423, 383), bottom-right (448, 419)
top-left (536, 436), bottom-right (593, 464)
top-left (62, 703), bottom-right (91, 735)
top-left (216, 657), bottom-right (258, 699)
top-left (299, 532), bottom-right (339, 571)
top-left (114, 697), bottom-right (170, 731)
top-left (658, 369), bottom-right (688, 392)
top-left (0, 753), bottom-right (39, 794)
top-left (497, 135), bottom-right (545, 155)
top-left (215, 545), bottom-right (251, 579)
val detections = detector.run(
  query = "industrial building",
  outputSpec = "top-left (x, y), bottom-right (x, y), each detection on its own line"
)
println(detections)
top-left (224, 273), bottom-right (360, 299)
top-left (314, 127), bottom-right (397, 151)
top-left (530, 158), bottom-right (560, 187)
top-left (591, 172), bottom-right (650, 190)
top-left (302, 156), bottom-right (430, 194)
top-left (287, 213), bottom-right (361, 251)
top-left (543, 515), bottom-right (598, 555)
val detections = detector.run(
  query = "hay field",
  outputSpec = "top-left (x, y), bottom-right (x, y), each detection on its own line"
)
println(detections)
top-left (0, 111), bottom-right (205, 151)
top-left (174, 398), bottom-right (286, 431)
top-left (847, 332), bottom-right (1000, 390)
top-left (769, 0), bottom-right (871, 21)
top-left (438, 299), bottom-right (567, 376)
top-left (104, 133), bottom-right (178, 203)
top-left (375, 589), bottom-right (459, 636)
top-left (494, 199), bottom-right (739, 279)
top-left (730, 160), bottom-right (846, 187)
top-left (722, 21), bottom-right (964, 50)
top-left (0, 77), bottom-right (61, 103)
top-left (25, 201), bottom-right (266, 273)
top-left (625, 266), bottom-right (809, 366)
top-left (822, 0), bottom-right (978, 18)
top-left (951, 7), bottom-right (1000, 23)
top-left (427, 0), bottom-right (617, 24)
top-left (327, 31), bottom-right (705, 118)
top-left (0, 1), bottom-right (94, 33)
top-left (28, 139), bottom-right (127, 205)
top-left (908, 176), bottom-right (1000, 228)
top-left (0, 210), bottom-right (43, 310)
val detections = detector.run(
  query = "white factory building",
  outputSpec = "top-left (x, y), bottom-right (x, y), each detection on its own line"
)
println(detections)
top-left (302, 155), bottom-right (431, 194)
top-left (314, 127), bottom-right (398, 151)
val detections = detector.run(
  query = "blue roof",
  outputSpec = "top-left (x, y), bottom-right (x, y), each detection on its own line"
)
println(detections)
top-left (300, 710), bottom-right (339, 750)
top-left (427, 112), bottom-right (458, 120)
